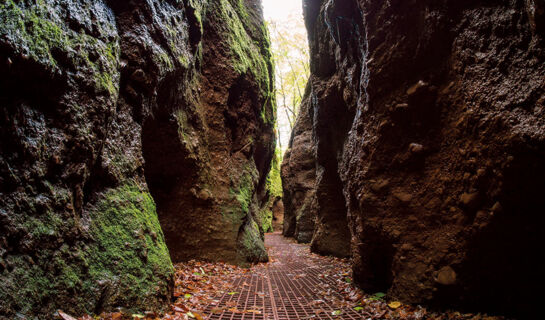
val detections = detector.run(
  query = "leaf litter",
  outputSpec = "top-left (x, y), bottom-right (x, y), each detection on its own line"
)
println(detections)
top-left (58, 237), bottom-right (513, 320)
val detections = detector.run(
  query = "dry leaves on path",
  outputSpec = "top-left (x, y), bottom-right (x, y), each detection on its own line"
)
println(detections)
top-left (59, 237), bottom-right (512, 320)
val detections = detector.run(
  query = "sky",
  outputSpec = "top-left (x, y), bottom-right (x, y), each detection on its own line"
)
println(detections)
top-left (262, 0), bottom-right (306, 151)
top-left (262, 0), bottom-right (303, 21)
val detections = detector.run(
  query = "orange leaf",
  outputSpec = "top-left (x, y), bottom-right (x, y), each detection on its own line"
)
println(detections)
top-left (193, 312), bottom-right (204, 320)
top-left (111, 312), bottom-right (124, 320)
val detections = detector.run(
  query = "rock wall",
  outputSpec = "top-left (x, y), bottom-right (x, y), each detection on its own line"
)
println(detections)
top-left (0, 0), bottom-right (275, 318)
top-left (146, 0), bottom-right (276, 266)
top-left (294, 0), bottom-right (545, 317)
top-left (281, 84), bottom-right (317, 243)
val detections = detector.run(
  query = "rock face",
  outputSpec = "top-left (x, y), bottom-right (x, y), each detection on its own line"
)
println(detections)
top-left (0, 0), bottom-right (275, 318)
top-left (295, 0), bottom-right (545, 317)
top-left (271, 198), bottom-right (284, 231)
top-left (281, 84), bottom-right (317, 244)
top-left (145, 0), bottom-right (275, 266)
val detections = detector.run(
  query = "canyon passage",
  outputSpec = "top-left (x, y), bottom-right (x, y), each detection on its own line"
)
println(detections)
top-left (1, 0), bottom-right (544, 319)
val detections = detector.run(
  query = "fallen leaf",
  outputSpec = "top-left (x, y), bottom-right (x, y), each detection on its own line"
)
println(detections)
top-left (174, 305), bottom-right (189, 313)
top-left (370, 292), bottom-right (386, 301)
top-left (57, 310), bottom-right (77, 320)
top-left (111, 312), bottom-right (124, 320)
top-left (388, 301), bottom-right (402, 309)
top-left (245, 309), bottom-right (262, 314)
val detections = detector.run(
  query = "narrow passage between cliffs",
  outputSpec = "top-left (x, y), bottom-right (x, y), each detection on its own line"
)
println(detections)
top-left (159, 234), bottom-right (499, 320)
top-left (199, 232), bottom-right (363, 320)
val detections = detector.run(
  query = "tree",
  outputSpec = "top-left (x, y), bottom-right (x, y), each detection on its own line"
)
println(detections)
top-left (267, 15), bottom-right (309, 141)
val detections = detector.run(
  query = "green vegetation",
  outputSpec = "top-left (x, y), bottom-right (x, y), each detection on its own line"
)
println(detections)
top-left (256, 148), bottom-right (283, 233)
top-left (0, 183), bottom-right (173, 317)
top-left (267, 148), bottom-right (283, 199)
top-left (237, 218), bottom-right (268, 263)
top-left (0, 0), bottom-right (120, 96)
top-left (0, 0), bottom-right (65, 66)
top-left (85, 183), bottom-right (174, 309)
top-left (96, 72), bottom-right (117, 96)
top-left (188, 0), bottom-right (205, 34)
top-left (154, 51), bottom-right (176, 72)
top-left (267, 14), bottom-right (309, 147)
top-left (214, 0), bottom-right (272, 98)
top-left (230, 166), bottom-right (257, 216)
top-left (259, 148), bottom-right (283, 232)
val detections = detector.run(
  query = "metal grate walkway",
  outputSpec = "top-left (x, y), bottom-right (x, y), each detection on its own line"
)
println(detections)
top-left (202, 233), bottom-right (363, 320)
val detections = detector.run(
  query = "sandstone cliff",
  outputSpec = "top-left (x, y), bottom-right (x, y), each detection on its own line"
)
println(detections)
top-left (0, 0), bottom-right (275, 318)
top-left (286, 0), bottom-right (545, 317)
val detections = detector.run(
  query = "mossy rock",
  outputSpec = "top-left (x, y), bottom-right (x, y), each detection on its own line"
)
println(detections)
top-left (0, 183), bottom-right (173, 318)
top-left (237, 218), bottom-right (268, 264)
top-left (0, 0), bottom-right (120, 97)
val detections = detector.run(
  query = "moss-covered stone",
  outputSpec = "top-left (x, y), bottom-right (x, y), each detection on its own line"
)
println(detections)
top-left (236, 218), bottom-right (268, 264)
top-left (267, 148), bottom-right (283, 199)
top-left (257, 148), bottom-right (282, 232)
top-left (0, 184), bottom-right (173, 318)
top-left (0, 0), bottom-right (121, 98)
top-left (212, 0), bottom-right (271, 96)
top-left (84, 183), bottom-right (174, 312)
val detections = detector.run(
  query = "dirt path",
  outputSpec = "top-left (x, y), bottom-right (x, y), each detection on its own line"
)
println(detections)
top-left (201, 232), bottom-right (363, 320)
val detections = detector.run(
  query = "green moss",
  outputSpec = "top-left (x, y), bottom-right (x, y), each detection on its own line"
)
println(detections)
top-left (96, 72), bottom-right (117, 96)
top-left (0, 183), bottom-right (173, 318)
top-left (23, 210), bottom-right (64, 238)
top-left (230, 166), bottom-right (256, 216)
top-left (0, 0), bottom-right (65, 66)
top-left (237, 219), bottom-right (268, 263)
top-left (267, 148), bottom-right (283, 199)
top-left (260, 91), bottom-right (276, 125)
top-left (188, 0), bottom-right (205, 34)
top-left (85, 183), bottom-right (174, 310)
top-left (177, 54), bottom-right (190, 67)
top-left (210, 0), bottom-right (276, 127)
top-left (0, 256), bottom-right (51, 315)
top-left (213, 0), bottom-right (271, 95)
top-left (154, 51), bottom-right (175, 72)
top-left (256, 148), bottom-right (282, 232)
top-left (0, 0), bottom-right (120, 96)
top-left (257, 207), bottom-right (273, 233)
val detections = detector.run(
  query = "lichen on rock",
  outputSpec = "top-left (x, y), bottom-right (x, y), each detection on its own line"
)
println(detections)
top-left (0, 0), bottom-right (276, 318)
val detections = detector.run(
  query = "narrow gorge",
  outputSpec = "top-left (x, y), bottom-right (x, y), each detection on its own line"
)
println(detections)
top-left (1, 0), bottom-right (544, 319)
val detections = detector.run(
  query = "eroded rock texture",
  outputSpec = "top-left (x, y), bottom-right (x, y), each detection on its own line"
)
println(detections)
top-left (145, 0), bottom-right (275, 266)
top-left (0, 0), bottom-right (275, 318)
top-left (281, 84), bottom-right (317, 244)
top-left (298, 0), bottom-right (545, 317)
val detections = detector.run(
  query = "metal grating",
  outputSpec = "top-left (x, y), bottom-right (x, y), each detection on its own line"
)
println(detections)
top-left (203, 233), bottom-right (363, 320)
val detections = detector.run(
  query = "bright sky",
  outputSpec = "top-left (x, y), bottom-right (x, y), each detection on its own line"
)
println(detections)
top-left (262, 0), bottom-right (303, 20)
top-left (262, 0), bottom-right (305, 151)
